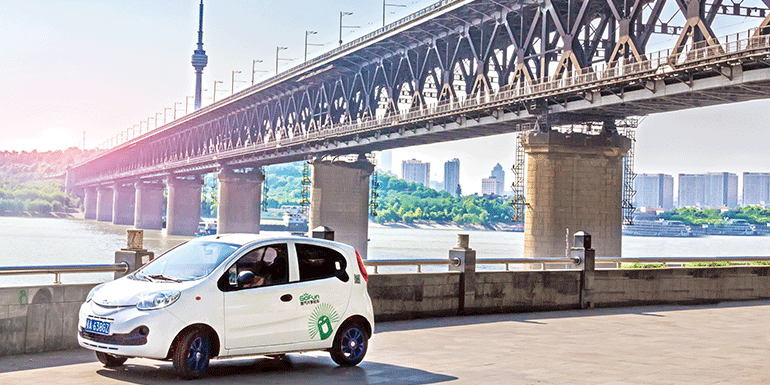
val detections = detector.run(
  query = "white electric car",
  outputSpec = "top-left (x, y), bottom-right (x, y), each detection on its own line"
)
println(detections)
top-left (78, 234), bottom-right (374, 379)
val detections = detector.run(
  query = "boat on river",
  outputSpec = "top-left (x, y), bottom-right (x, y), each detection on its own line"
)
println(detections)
top-left (622, 220), bottom-right (695, 237)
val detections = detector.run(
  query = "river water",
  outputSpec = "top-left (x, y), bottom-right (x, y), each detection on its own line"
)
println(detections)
top-left (1, 217), bottom-right (769, 287)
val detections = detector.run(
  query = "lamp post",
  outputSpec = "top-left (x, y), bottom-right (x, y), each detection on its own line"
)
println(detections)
top-left (147, 117), bottom-right (153, 132)
top-left (155, 112), bottom-right (163, 128)
top-left (174, 102), bottom-right (182, 120)
top-left (134, 124), bottom-right (139, 136)
top-left (339, 11), bottom-right (360, 45)
top-left (139, 121), bottom-right (145, 135)
top-left (305, 31), bottom-right (323, 62)
top-left (276, 46), bottom-right (292, 74)
top-left (164, 107), bottom-right (172, 124)
top-left (383, 1), bottom-right (406, 26)
top-left (231, 70), bottom-right (242, 94)
top-left (213, 80), bottom-right (224, 102)
top-left (252, 59), bottom-right (268, 84)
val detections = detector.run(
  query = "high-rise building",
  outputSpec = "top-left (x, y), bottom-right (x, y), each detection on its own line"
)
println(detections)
top-left (490, 163), bottom-right (505, 183)
top-left (481, 177), bottom-right (505, 195)
top-left (444, 158), bottom-right (460, 197)
top-left (704, 172), bottom-right (738, 208)
top-left (678, 174), bottom-right (705, 207)
top-left (743, 172), bottom-right (770, 206)
top-left (634, 173), bottom-right (674, 209)
top-left (402, 159), bottom-right (430, 186)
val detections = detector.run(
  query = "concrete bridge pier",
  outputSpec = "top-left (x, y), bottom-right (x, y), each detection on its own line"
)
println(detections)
top-left (83, 187), bottom-right (97, 220)
top-left (166, 176), bottom-right (202, 236)
top-left (111, 183), bottom-right (136, 226)
top-left (309, 156), bottom-right (374, 259)
top-left (95, 186), bottom-right (114, 222)
top-left (216, 167), bottom-right (264, 234)
top-left (134, 181), bottom-right (165, 230)
top-left (521, 130), bottom-right (631, 261)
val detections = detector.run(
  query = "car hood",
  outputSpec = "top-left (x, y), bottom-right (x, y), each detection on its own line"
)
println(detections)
top-left (91, 276), bottom-right (196, 307)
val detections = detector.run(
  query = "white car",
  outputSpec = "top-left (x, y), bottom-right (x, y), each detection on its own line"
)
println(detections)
top-left (78, 234), bottom-right (374, 379)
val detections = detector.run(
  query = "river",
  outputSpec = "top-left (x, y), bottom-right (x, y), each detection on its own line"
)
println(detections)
top-left (1, 216), bottom-right (769, 287)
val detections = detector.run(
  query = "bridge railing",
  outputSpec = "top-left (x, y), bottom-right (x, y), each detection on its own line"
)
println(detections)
top-left (0, 263), bottom-right (129, 285)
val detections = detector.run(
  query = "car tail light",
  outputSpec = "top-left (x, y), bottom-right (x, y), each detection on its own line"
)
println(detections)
top-left (355, 250), bottom-right (369, 283)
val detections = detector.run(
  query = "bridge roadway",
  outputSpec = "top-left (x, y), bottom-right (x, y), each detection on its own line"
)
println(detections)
top-left (1, 300), bottom-right (768, 384)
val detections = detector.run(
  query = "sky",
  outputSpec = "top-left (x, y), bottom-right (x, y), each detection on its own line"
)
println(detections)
top-left (1, 0), bottom-right (769, 195)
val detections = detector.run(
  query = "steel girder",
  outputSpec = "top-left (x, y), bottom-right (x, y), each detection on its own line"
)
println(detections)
top-left (71, 0), bottom-right (770, 186)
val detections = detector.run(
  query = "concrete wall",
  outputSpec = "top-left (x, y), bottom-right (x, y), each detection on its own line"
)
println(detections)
top-left (3, 266), bottom-right (770, 356)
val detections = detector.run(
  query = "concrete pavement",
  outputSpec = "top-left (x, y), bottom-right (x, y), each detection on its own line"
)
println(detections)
top-left (1, 300), bottom-right (769, 384)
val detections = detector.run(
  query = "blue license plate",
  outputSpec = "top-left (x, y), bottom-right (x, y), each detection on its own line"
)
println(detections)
top-left (84, 317), bottom-right (111, 335)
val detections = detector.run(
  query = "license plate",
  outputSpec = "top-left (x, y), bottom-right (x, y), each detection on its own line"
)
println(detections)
top-left (84, 317), bottom-right (111, 335)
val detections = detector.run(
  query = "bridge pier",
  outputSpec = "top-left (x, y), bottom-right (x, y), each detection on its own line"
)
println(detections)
top-left (111, 183), bottom-right (135, 226)
top-left (522, 130), bottom-right (631, 260)
top-left (216, 167), bottom-right (263, 234)
top-left (166, 176), bottom-right (202, 236)
top-left (83, 187), bottom-right (97, 220)
top-left (134, 181), bottom-right (165, 230)
top-left (95, 187), bottom-right (113, 222)
top-left (309, 157), bottom-right (374, 259)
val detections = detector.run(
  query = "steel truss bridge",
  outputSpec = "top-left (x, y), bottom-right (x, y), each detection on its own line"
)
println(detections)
top-left (71, 0), bottom-right (770, 187)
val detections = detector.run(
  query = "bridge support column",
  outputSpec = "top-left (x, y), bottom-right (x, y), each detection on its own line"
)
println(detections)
top-left (112, 183), bottom-right (136, 226)
top-left (309, 157), bottom-right (374, 259)
top-left (95, 187), bottom-right (114, 222)
top-left (522, 131), bottom-right (631, 261)
top-left (83, 187), bottom-right (97, 220)
top-left (166, 176), bottom-right (202, 236)
top-left (217, 167), bottom-right (263, 234)
top-left (134, 181), bottom-right (165, 230)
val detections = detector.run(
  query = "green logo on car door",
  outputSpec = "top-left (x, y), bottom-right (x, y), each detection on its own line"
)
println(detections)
top-left (307, 303), bottom-right (340, 340)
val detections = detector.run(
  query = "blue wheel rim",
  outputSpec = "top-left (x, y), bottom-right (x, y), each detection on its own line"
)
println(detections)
top-left (187, 335), bottom-right (210, 374)
top-left (340, 327), bottom-right (366, 361)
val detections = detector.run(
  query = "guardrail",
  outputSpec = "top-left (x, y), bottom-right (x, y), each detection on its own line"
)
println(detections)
top-left (0, 262), bottom-right (130, 285)
top-left (363, 255), bottom-right (770, 273)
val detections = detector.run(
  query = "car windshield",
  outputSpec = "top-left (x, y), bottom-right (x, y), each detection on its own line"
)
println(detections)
top-left (137, 241), bottom-right (240, 281)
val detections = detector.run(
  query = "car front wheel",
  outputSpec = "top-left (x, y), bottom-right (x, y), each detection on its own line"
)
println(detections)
top-left (330, 322), bottom-right (368, 366)
top-left (172, 329), bottom-right (211, 379)
top-left (95, 351), bottom-right (127, 368)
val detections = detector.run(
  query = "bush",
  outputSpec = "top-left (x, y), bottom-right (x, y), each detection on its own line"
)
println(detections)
top-left (26, 199), bottom-right (52, 213)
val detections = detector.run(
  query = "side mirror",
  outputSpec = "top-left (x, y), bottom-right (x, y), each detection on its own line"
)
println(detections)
top-left (237, 271), bottom-right (256, 287)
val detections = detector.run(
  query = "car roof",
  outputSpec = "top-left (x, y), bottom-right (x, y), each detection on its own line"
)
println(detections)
top-left (191, 233), bottom-right (353, 251)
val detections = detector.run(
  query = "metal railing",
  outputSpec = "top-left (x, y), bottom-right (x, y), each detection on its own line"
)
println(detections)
top-left (0, 262), bottom-right (130, 284)
top-left (363, 255), bottom-right (770, 273)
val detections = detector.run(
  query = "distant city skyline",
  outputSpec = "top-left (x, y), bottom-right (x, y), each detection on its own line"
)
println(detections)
top-left (2, 1), bottom-right (769, 195)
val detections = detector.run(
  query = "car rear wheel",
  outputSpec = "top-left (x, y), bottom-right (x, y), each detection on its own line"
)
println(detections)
top-left (172, 329), bottom-right (211, 379)
top-left (95, 351), bottom-right (127, 368)
top-left (330, 322), bottom-right (368, 366)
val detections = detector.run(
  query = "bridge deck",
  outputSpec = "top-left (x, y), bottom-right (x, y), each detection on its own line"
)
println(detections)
top-left (1, 300), bottom-right (768, 384)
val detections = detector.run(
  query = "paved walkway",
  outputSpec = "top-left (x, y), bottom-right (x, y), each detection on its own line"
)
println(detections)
top-left (2, 300), bottom-right (769, 384)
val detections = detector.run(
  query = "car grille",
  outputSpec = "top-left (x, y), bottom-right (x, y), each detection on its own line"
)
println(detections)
top-left (79, 325), bottom-right (149, 346)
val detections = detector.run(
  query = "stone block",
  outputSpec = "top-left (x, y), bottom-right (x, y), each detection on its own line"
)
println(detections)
top-left (24, 303), bottom-right (46, 353)
top-left (44, 302), bottom-right (64, 351)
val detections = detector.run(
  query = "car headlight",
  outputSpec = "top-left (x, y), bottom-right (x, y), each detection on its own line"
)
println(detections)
top-left (86, 283), bottom-right (105, 303)
top-left (137, 290), bottom-right (181, 311)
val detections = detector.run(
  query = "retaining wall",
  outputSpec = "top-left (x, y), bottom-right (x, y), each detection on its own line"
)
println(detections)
top-left (3, 265), bottom-right (770, 356)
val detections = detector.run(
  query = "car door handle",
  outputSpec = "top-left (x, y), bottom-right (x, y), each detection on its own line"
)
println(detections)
top-left (280, 294), bottom-right (293, 302)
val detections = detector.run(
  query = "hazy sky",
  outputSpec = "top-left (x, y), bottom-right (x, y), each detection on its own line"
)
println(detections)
top-left (1, 0), bottom-right (769, 194)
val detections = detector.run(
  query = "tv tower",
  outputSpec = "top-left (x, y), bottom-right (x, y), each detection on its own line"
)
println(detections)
top-left (191, 0), bottom-right (208, 111)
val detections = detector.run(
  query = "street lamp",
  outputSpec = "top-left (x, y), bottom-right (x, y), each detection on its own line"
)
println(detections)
top-left (133, 124), bottom-right (139, 136)
top-left (174, 102), bottom-right (182, 120)
top-left (164, 107), bottom-right (172, 124)
top-left (232, 70), bottom-right (246, 94)
top-left (383, 1), bottom-right (407, 26)
top-left (147, 117), bottom-right (154, 132)
top-left (275, 46), bottom-right (293, 74)
top-left (339, 11), bottom-right (360, 45)
top-left (155, 112), bottom-right (163, 128)
top-left (252, 59), bottom-right (268, 84)
top-left (305, 31), bottom-right (323, 62)
top-left (139, 121), bottom-right (145, 135)
top-left (213, 80), bottom-right (224, 102)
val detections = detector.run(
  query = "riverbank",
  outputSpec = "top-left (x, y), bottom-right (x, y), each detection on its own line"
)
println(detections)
top-left (0, 210), bottom-right (78, 219)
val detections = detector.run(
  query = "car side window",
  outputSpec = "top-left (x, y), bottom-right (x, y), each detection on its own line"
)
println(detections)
top-left (296, 243), bottom-right (348, 282)
top-left (224, 243), bottom-right (289, 290)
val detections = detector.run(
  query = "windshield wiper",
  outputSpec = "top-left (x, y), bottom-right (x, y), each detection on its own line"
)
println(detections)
top-left (147, 274), bottom-right (181, 282)
top-left (131, 272), bottom-right (151, 282)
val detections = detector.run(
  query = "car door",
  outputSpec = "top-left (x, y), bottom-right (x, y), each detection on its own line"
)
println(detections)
top-left (221, 242), bottom-right (296, 350)
top-left (290, 241), bottom-right (353, 344)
